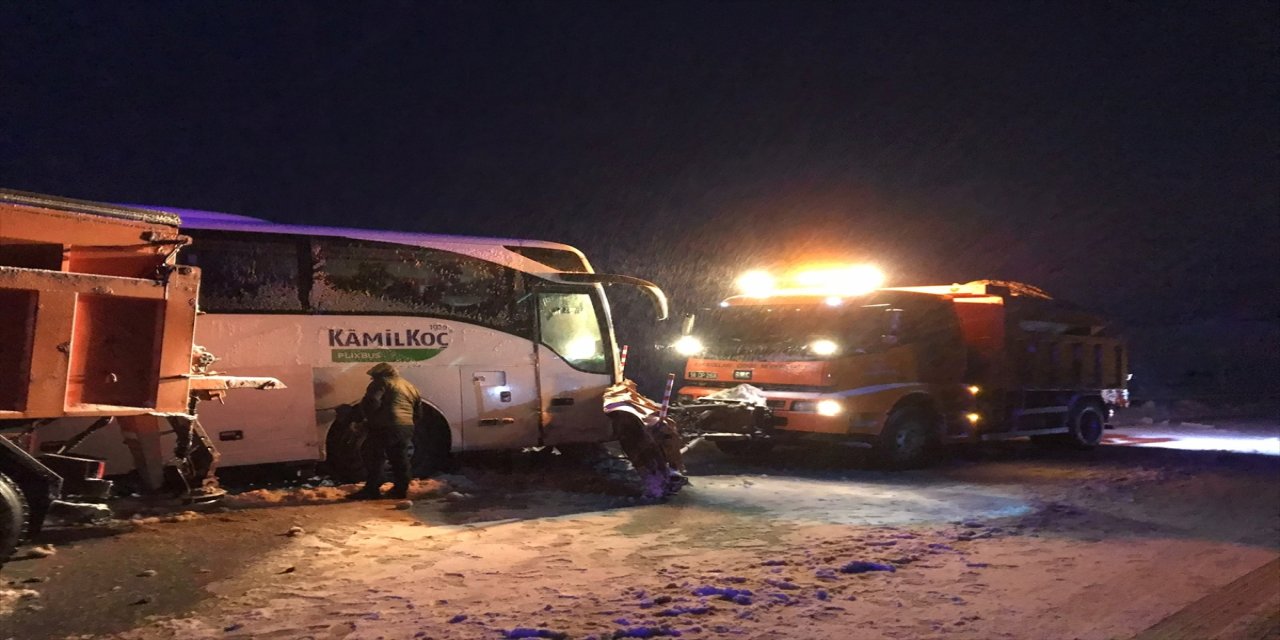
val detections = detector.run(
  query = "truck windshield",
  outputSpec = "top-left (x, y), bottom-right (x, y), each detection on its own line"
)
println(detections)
top-left (699, 304), bottom-right (885, 359)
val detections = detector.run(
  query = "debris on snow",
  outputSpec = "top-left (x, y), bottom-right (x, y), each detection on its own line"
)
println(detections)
top-left (0, 588), bottom-right (40, 616)
top-left (394, 500), bottom-right (414, 510)
top-left (839, 561), bottom-right (895, 574)
top-left (655, 605), bottom-right (710, 617)
top-left (436, 473), bottom-right (480, 492)
top-left (137, 569), bottom-right (158, 577)
top-left (224, 478), bottom-right (447, 509)
top-left (286, 526), bottom-right (305, 537)
top-left (130, 511), bottom-right (202, 525)
top-left (448, 614), bottom-right (468, 623)
top-left (503, 628), bottom-right (568, 639)
top-left (691, 585), bottom-right (753, 601)
top-left (27, 544), bottom-right (56, 558)
top-left (613, 626), bottom-right (683, 638)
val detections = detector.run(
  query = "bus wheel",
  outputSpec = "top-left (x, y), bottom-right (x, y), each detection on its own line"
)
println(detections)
top-left (411, 409), bottom-right (455, 478)
top-left (875, 407), bottom-right (936, 469)
top-left (0, 472), bottom-right (30, 569)
top-left (323, 421), bottom-right (367, 484)
top-left (713, 439), bottom-right (775, 458)
top-left (1064, 401), bottom-right (1106, 449)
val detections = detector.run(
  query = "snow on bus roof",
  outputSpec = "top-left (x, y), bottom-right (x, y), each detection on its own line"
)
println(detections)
top-left (122, 204), bottom-right (595, 274)
top-left (129, 204), bottom-right (583, 251)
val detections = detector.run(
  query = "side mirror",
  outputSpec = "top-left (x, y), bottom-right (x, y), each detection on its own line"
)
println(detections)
top-left (681, 313), bottom-right (697, 336)
top-left (551, 272), bottom-right (670, 320)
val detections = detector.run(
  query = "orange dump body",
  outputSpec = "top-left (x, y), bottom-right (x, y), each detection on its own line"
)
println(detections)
top-left (0, 190), bottom-right (200, 420)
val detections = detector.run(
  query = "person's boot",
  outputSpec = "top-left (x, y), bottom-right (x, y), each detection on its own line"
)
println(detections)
top-left (386, 485), bottom-right (409, 500)
top-left (664, 470), bottom-right (690, 497)
top-left (348, 485), bottom-right (383, 500)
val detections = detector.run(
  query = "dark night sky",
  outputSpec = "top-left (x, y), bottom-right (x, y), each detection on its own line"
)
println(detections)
top-left (3, 1), bottom-right (1277, 333)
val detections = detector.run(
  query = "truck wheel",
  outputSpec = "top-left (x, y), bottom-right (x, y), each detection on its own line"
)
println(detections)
top-left (713, 439), bottom-right (774, 458)
top-left (0, 472), bottom-right (30, 569)
top-left (875, 407), bottom-right (936, 469)
top-left (1064, 401), bottom-right (1106, 449)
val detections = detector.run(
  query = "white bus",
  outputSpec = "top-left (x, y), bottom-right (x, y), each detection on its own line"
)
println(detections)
top-left (38, 207), bottom-right (667, 478)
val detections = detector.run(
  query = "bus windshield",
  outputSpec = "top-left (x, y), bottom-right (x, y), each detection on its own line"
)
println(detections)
top-left (538, 291), bottom-right (609, 374)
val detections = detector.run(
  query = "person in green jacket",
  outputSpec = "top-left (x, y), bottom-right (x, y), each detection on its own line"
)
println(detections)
top-left (349, 362), bottom-right (422, 500)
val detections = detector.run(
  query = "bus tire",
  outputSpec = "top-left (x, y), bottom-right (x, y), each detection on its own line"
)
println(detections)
top-left (0, 472), bottom-right (30, 570)
top-left (411, 408), bottom-right (455, 478)
top-left (1063, 401), bottom-right (1106, 450)
top-left (874, 407), bottom-right (936, 469)
top-left (713, 439), bottom-right (774, 458)
top-left (323, 420), bottom-right (367, 484)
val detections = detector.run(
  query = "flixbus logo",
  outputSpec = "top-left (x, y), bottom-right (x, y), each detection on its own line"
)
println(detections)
top-left (325, 325), bottom-right (452, 363)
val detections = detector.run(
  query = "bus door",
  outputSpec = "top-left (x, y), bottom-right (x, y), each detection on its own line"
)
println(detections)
top-left (459, 362), bottom-right (541, 450)
top-left (534, 289), bottom-right (615, 445)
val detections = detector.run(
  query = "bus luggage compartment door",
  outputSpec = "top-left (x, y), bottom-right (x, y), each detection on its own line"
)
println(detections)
top-left (460, 366), bottom-right (540, 450)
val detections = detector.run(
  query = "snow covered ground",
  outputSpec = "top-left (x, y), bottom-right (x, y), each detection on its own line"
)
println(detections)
top-left (1105, 419), bottom-right (1280, 456)
top-left (3, 442), bottom-right (1278, 639)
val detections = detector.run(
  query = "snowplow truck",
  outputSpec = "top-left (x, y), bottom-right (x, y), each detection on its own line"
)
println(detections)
top-left (673, 281), bottom-right (1129, 468)
top-left (0, 189), bottom-right (280, 569)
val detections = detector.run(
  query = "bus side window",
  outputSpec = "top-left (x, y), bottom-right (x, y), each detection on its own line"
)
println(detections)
top-left (309, 238), bottom-right (530, 335)
top-left (180, 232), bottom-right (305, 312)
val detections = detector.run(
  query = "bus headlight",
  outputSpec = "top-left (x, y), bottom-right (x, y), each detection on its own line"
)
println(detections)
top-left (809, 339), bottom-right (840, 356)
top-left (673, 335), bottom-right (705, 357)
top-left (816, 399), bottom-right (844, 416)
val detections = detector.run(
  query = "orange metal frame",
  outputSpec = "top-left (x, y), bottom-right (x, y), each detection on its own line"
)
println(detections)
top-left (0, 195), bottom-right (199, 419)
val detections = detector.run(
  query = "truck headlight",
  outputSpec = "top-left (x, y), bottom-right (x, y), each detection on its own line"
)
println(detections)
top-left (809, 338), bottom-right (840, 356)
top-left (816, 399), bottom-right (844, 416)
top-left (673, 335), bottom-right (705, 357)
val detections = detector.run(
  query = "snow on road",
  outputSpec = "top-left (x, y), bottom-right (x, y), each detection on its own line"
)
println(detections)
top-left (1106, 420), bottom-right (1280, 456)
top-left (683, 475), bottom-right (1032, 526)
top-left (3, 444), bottom-right (1277, 640)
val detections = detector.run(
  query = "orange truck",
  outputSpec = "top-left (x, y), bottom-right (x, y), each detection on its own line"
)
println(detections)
top-left (671, 268), bottom-right (1129, 467)
top-left (0, 189), bottom-right (280, 567)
